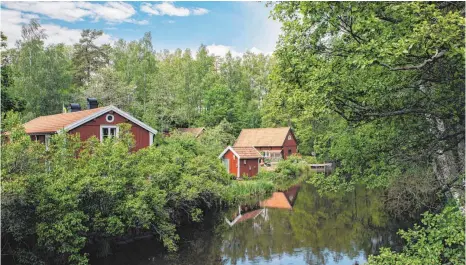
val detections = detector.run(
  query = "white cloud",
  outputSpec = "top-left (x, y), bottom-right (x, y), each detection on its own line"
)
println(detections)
top-left (192, 8), bottom-right (209, 16)
top-left (42, 24), bottom-right (114, 46)
top-left (0, 9), bottom-right (114, 48)
top-left (248, 47), bottom-right (264, 55)
top-left (141, 2), bottom-right (209, 17)
top-left (2, 1), bottom-right (137, 24)
top-left (127, 19), bottom-right (149, 25)
top-left (206, 44), bottom-right (242, 58)
top-left (2, 2), bottom-right (92, 22)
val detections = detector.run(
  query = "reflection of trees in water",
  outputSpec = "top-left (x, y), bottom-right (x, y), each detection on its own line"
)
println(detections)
top-left (93, 185), bottom-right (404, 265)
top-left (218, 184), bottom-right (403, 265)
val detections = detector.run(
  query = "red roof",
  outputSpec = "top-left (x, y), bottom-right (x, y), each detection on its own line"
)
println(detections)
top-left (23, 107), bottom-right (106, 134)
top-left (231, 146), bottom-right (262, 159)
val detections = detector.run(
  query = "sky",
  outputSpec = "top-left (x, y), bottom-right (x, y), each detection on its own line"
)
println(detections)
top-left (0, 1), bottom-right (282, 56)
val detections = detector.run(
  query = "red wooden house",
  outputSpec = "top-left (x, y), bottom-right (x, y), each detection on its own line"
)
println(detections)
top-left (234, 127), bottom-right (298, 161)
top-left (218, 146), bottom-right (262, 179)
top-left (22, 99), bottom-right (157, 151)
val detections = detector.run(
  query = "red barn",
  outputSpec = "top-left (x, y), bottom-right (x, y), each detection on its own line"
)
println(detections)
top-left (219, 146), bottom-right (262, 179)
top-left (234, 127), bottom-right (298, 161)
top-left (22, 102), bottom-right (157, 151)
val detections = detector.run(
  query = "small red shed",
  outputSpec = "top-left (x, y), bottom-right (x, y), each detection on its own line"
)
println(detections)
top-left (22, 103), bottom-right (157, 151)
top-left (219, 146), bottom-right (263, 179)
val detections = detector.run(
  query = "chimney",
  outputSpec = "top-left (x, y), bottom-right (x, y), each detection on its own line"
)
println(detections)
top-left (87, 98), bottom-right (98, 109)
top-left (68, 103), bottom-right (81, 112)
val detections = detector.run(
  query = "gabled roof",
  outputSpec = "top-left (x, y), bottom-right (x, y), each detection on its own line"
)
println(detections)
top-left (233, 127), bottom-right (292, 147)
top-left (22, 105), bottom-right (158, 135)
top-left (225, 209), bottom-right (264, 227)
top-left (177, 127), bottom-right (204, 137)
top-left (260, 185), bottom-right (301, 210)
top-left (218, 146), bottom-right (263, 159)
top-left (23, 107), bottom-right (106, 134)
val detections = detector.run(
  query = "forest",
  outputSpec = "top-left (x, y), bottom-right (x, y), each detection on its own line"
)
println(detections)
top-left (1, 1), bottom-right (465, 265)
top-left (1, 20), bottom-right (273, 135)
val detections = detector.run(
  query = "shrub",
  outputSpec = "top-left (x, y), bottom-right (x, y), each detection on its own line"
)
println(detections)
top-left (367, 204), bottom-right (465, 265)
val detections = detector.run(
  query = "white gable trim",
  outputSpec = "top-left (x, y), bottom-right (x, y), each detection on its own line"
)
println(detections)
top-left (61, 105), bottom-right (158, 135)
top-left (218, 146), bottom-right (240, 159)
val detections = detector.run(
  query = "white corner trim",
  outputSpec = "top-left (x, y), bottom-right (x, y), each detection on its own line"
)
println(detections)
top-left (149, 132), bottom-right (154, 146)
top-left (218, 146), bottom-right (241, 159)
top-left (62, 105), bottom-right (158, 135)
top-left (100, 125), bottom-right (119, 142)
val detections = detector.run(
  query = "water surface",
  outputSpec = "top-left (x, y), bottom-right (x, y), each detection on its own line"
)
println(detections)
top-left (93, 184), bottom-right (405, 265)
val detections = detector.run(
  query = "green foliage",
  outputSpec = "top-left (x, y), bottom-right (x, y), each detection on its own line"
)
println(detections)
top-left (72, 29), bottom-right (109, 86)
top-left (1, 21), bottom-right (275, 134)
top-left (267, 1), bottom-right (464, 195)
top-left (256, 155), bottom-right (310, 190)
top-left (8, 20), bottom-right (74, 119)
top-left (224, 180), bottom-right (274, 202)
top-left (1, 116), bottom-right (234, 264)
top-left (368, 205), bottom-right (465, 265)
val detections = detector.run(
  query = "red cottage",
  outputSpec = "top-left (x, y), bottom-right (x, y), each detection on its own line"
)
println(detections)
top-left (234, 127), bottom-right (298, 161)
top-left (218, 146), bottom-right (262, 179)
top-left (22, 101), bottom-right (157, 151)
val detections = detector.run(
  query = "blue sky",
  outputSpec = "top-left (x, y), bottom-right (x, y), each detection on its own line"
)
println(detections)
top-left (1, 1), bottom-right (281, 56)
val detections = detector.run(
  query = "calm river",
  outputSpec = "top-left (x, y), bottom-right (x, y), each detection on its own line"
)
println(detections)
top-left (93, 184), bottom-right (406, 265)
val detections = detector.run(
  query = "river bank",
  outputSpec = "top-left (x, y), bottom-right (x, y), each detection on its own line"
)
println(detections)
top-left (91, 183), bottom-right (408, 265)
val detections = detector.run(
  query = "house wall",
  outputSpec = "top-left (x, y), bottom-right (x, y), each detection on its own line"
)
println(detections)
top-left (69, 111), bottom-right (151, 151)
top-left (222, 149), bottom-right (238, 177)
top-left (239, 158), bottom-right (259, 178)
top-left (282, 130), bottom-right (298, 159)
top-left (30, 134), bottom-right (46, 143)
top-left (250, 130), bottom-right (298, 160)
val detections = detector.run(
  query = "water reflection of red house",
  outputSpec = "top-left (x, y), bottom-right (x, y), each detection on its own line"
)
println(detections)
top-left (225, 205), bottom-right (264, 227)
top-left (260, 185), bottom-right (301, 210)
top-left (225, 185), bottom-right (301, 227)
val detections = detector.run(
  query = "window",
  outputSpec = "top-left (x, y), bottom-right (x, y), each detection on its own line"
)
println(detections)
top-left (106, 114), bottom-right (115, 123)
top-left (288, 149), bottom-right (292, 156)
top-left (244, 160), bottom-right (246, 165)
top-left (233, 155), bottom-right (236, 160)
top-left (288, 134), bottom-right (292, 140)
top-left (100, 126), bottom-right (119, 142)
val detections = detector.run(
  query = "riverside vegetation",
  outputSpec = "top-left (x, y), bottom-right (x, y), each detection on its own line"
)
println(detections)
top-left (1, 2), bottom-right (465, 265)
top-left (1, 114), bottom-right (303, 265)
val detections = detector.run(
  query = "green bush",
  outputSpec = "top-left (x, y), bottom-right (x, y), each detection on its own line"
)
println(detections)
top-left (367, 204), bottom-right (465, 265)
top-left (1, 118), bottom-right (233, 264)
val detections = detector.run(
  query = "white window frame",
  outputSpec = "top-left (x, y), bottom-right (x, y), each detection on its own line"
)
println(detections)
top-left (100, 125), bottom-right (119, 142)
top-left (288, 134), bottom-right (292, 140)
top-left (106, 114), bottom-right (115, 123)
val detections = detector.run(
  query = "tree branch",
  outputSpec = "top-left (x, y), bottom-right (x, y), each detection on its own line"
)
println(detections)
top-left (377, 49), bottom-right (447, 71)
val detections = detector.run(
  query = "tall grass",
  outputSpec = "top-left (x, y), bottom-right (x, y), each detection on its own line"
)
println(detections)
top-left (224, 179), bottom-right (274, 202)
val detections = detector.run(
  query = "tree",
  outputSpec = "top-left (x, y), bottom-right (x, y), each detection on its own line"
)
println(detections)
top-left (8, 20), bottom-right (73, 119)
top-left (267, 2), bottom-right (464, 195)
top-left (368, 205), bottom-right (465, 265)
top-left (72, 30), bottom-right (109, 86)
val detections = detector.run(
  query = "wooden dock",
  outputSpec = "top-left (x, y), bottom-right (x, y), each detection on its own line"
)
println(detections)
top-left (309, 163), bottom-right (334, 173)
